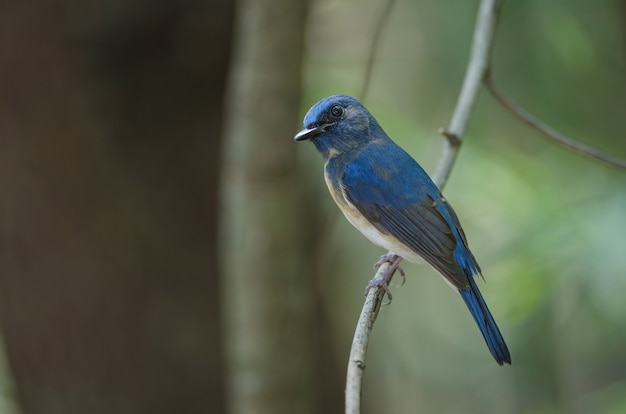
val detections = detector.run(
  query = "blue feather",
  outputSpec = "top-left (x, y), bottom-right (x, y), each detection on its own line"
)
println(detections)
top-left (459, 277), bottom-right (511, 365)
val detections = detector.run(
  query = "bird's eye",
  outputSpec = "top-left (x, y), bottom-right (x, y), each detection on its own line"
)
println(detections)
top-left (330, 105), bottom-right (344, 118)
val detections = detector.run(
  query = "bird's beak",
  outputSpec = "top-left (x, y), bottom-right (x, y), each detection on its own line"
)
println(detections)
top-left (294, 122), bottom-right (335, 142)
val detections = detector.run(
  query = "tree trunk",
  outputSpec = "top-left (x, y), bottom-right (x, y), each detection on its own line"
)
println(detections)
top-left (220, 0), bottom-right (329, 413)
top-left (0, 1), bottom-right (233, 413)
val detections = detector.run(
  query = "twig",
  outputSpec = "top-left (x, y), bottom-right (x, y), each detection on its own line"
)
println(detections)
top-left (345, 1), bottom-right (503, 413)
top-left (431, 0), bottom-right (503, 188)
top-left (485, 73), bottom-right (626, 170)
top-left (345, 264), bottom-right (390, 414)
top-left (360, 0), bottom-right (397, 102)
top-left (438, 128), bottom-right (462, 148)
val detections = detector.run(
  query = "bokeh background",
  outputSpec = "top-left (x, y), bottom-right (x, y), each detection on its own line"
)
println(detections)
top-left (1, 0), bottom-right (625, 413)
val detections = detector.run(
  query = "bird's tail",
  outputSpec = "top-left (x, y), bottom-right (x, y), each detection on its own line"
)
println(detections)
top-left (459, 277), bottom-right (511, 365)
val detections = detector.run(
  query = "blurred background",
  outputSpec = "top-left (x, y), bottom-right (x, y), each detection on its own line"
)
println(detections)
top-left (1, 0), bottom-right (625, 413)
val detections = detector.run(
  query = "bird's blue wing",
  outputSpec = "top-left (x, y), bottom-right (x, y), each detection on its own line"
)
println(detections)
top-left (342, 142), bottom-right (511, 364)
top-left (341, 141), bottom-right (478, 289)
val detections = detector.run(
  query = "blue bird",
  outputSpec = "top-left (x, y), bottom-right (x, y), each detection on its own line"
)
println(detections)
top-left (294, 94), bottom-right (511, 365)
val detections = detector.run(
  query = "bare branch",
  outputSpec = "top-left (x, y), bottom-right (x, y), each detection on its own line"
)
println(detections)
top-left (438, 128), bottom-right (462, 148)
top-left (485, 73), bottom-right (626, 170)
top-left (345, 265), bottom-right (389, 414)
top-left (431, 0), bottom-right (503, 188)
top-left (345, 1), bottom-right (503, 413)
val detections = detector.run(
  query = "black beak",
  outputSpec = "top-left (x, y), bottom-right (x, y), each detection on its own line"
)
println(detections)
top-left (294, 122), bottom-right (335, 142)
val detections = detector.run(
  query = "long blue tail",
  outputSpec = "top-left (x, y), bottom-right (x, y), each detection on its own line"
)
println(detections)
top-left (459, 277), bottom-right (511, 365)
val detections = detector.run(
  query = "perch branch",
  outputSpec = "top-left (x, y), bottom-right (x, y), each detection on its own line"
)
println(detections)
top-left (345, 264), bottom-right (391, 414)
top-left (345, 1), bottom-right (503, 413)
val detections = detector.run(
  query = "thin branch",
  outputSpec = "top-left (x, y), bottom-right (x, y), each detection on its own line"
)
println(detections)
top-left (360, 0), bottom-right (397, 102)
top-left (431, 0), bottom-right (503, 188)
top-left (485, 73), bottom-right (626, 169)
top-left (438, 128), bottom-right (462, 148)
top-left (345, 265), bottom-right (389, 414)
top-left (345, 1), bottom-right (503, 413)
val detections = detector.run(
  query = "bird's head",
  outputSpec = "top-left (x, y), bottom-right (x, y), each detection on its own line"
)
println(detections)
top-left (294, 95), bottom-right (384, 159)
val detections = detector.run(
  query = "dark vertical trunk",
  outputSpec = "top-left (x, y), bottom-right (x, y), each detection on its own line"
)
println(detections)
top-left (0, 1), bottom-right (233, 413)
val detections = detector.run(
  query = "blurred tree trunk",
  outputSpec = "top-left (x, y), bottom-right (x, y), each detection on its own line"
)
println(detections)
top-left (0, 1), bottom-right (232, 413)
top-left (221, 0), bottom-right (343, 413)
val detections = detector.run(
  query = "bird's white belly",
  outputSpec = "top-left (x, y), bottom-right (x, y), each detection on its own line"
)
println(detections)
top-left (330, 183), bottom-right (425, 264)
top-left (341, 204), bottom-right (425, 264)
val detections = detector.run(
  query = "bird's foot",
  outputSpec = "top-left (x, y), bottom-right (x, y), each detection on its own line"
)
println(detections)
top-left (373, 253), bottom-right (405, 286)
top-left (366, 254), bottom-right (405, 304)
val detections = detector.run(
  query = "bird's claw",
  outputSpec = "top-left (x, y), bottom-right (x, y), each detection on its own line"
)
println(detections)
top-left (365, 277), bottom-right (393, 304)
top-left (373, 253), bottom-right (406, 286)
top-left (373, 252), bottom-right (397, 268)
top-left (366, 253), bottom-right (405, 304)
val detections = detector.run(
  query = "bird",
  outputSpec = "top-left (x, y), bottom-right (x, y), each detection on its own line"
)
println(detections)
top-left (294, 94), bottom-right (511, 365)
